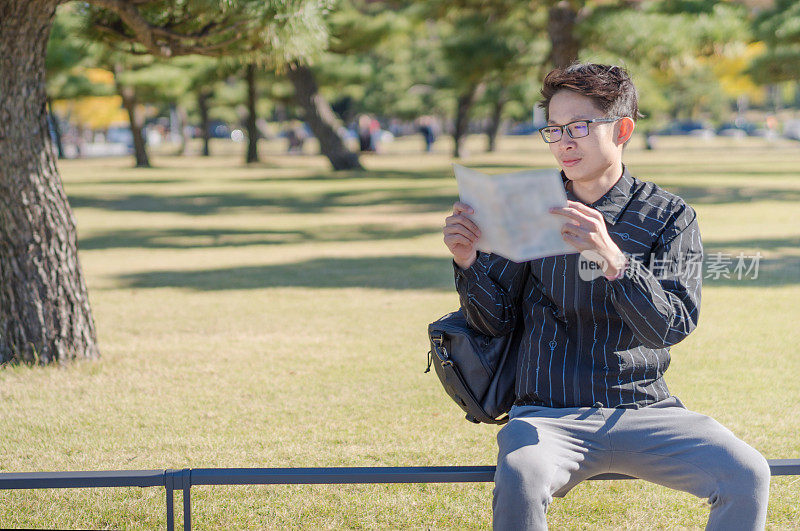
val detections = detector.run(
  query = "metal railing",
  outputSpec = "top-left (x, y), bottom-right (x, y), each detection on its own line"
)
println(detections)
top-left (2, 460), bottom-right (799, 530)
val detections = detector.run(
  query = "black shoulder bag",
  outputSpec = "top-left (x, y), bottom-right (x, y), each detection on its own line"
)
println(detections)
top-left (425, 309), bottom-right (524, 424)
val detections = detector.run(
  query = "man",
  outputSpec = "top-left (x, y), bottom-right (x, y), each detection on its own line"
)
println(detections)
top-left (442, 63), bottom-right (771, 530)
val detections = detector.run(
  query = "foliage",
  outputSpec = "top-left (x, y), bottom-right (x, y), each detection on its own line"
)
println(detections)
top-left (80, 0), bottom-right (332, 65)
top-left (580, 0), bottom-right (755, 122)
top-left (747, 0), bottom-right (800, 83)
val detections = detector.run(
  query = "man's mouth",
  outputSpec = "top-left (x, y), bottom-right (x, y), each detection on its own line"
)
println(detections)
top-left (562, 158), bottom-right (581, 167)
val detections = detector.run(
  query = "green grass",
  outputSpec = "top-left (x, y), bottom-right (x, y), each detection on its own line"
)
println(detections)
top-left (1, 134), bottom-right (799, 529)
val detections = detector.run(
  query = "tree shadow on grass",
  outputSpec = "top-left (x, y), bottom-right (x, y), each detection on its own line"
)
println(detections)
top-left (68, 187), bottom-right (458, 216)
top-left (65, 169), bottom-right (455, 187)
top-left (700, 237), bottom-right (800, 287)
top-left (65, 178), bottom-right (187, 186)
top-left (704, 236), bottom-right (800, 252)
top-left (80, 225), bottom-right (440, 251)
top-left (67, 179), bottom-right (800, 220)
top-left (463, 163), bottom-right (549, 171)
top-left (114, 242), bottom-right (798, 291)
top-left (239, 169), bottom-right (455, 183)
top-left (659, 185), bottom-right (800, 204)
top-left (116, 255), bottom-right (455, 291)
top-left (643, 167), bottom-right (800, 178)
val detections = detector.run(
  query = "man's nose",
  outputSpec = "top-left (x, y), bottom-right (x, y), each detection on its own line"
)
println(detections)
top-left (557, 135), bottom-right (577, 148)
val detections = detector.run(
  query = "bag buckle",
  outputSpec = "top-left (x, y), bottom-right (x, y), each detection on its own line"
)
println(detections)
top-left (425, 333), bottom-right (447, 373)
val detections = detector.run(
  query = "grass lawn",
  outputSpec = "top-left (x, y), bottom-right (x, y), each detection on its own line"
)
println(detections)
top-left (1, 134), bottom-right (798, 529)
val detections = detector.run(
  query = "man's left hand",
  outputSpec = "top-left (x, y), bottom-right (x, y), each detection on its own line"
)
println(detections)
top-left (550, 200), bottom-right (626, 278)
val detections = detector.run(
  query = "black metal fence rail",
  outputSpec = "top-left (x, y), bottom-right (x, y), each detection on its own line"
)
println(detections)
top-left (2, 460), bottom-right (799, 530)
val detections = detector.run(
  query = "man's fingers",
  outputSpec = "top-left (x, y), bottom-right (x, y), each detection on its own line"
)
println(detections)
top-left (445, 202), bottom-right (480, 258)
top-left (550, 206), bottom-right (595, 227)
top-left (444, 233), bottom-right (474, 249)
top-left (444, 223), bottom-right (480, 242)
top-left (561, 223), bottom-right (589, 239)
top-left (453, 201), bottom-right (474, 213)
top-left (445, 214), bottom-right (481, 238)
top-left (566, 200), bottom-right (602, 218)
top-left (453, 201), bottom-right (474, 215)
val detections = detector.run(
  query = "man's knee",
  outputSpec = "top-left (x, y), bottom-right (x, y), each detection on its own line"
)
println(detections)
top-left (713, 442), bottom-right (771, 506)
top-left (495, 421), bottom-right (555, 500)
top-left (688, 415), bottom-right (771, 496)
top-left (496, 447), bottom-right (553, 491)
top-left (706, 439), bottom-right (771, 515)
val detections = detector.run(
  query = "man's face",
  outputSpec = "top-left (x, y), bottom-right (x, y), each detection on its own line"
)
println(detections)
top-left (546, 89), bottom-right (622, 185)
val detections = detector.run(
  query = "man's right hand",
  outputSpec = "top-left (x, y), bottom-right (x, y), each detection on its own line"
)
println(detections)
top-left (443, 201), bottom-right (482, 269)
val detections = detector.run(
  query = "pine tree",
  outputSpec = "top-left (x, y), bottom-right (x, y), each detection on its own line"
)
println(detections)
top-left (0, 0), bottom-right (329, 364)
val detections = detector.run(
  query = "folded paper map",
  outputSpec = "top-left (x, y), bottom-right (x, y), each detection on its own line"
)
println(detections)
top-left (453, 163), bottom-right (577, 262)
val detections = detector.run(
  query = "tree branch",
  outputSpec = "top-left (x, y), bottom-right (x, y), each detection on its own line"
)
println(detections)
top-left (86, 0), bottom-right (158, 53)
top-left (86, 0), bottom-right (254, 57)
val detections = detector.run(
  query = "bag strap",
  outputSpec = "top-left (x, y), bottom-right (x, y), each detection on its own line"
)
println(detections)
top-left (466, 412), bottom-right (509, 425)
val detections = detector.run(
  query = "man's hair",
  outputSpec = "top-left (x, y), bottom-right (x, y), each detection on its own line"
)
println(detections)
top-left (538, 63), bottom-right (644, 122)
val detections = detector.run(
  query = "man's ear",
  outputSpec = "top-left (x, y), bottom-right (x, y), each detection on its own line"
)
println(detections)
top-left (617, 117), bottom-right (635, 145)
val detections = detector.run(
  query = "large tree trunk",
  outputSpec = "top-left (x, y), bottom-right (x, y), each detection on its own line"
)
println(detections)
top-left (286, 62), bottom-right (362, 171)
top-left (486, 92), bottom-right (507, 153)
top-left (547, 0), bottom-right (580, 69)
top-left (197, 89), bottom-right (212, 157)
top-left (114, 64), bottom-right (150, 168)
top-left (47, 97), bottom-right (65, 159)
top-left (0, 0), bottom-right (100, 365)
top-left (245, 63), bottom-right (259, 163)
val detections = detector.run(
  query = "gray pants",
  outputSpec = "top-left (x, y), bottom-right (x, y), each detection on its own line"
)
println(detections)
top-left (492, 395), bottom-right (771, 530)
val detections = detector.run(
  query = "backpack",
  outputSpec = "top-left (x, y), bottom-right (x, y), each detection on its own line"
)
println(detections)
top-left (426, 309), bottom-right (523, 424)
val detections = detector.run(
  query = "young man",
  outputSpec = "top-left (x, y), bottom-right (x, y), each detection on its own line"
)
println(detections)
top-left (442, 63), bottom-right (771, 530)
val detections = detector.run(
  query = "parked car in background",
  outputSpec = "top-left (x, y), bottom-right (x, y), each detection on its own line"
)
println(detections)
top-left (783, 120), bottom-right (800, 141)
top-left (209, 122), bottom-right (230, 139)
top-left (717, 121), bottom-right (757, 138)
top-left (105, 126), bottom-right (134, 148)
top-left (656, 120), bottom-right (715, 137)
top-left (507, 122), bottom-right (545, 136)
top-left (190, 121), bottom-right (231, 139)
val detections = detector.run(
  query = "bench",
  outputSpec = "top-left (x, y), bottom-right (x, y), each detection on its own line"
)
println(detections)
top-left (2, 461), bottom-right (799, 530)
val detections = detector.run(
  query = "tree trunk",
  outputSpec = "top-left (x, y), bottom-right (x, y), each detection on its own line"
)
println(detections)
top-left (547, 0), bottom-right (580, 69)
top-left (114, 64), bottom-right (150, 168)
top-left (452, 83), bottom-right (483, 159)
top-left (47, 97), bottom-right (65, 159)
top-left (198, 89), bottom-right (212, 157)
top-left (795, 81), bottom-right (800, 108)
top-left (0, 0), bottom-right (100, 365)
top-left (171, 104), bottom-right (188, 156)
top-left (486, 92), bottom-right (507, 153)
top-left (286, 62), bottom-right (362, 171)
top-left (245, 63), bottom-right (259, 163)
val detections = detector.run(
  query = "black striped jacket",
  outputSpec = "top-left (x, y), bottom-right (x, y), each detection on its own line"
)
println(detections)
top-left (453, 165), bottom-right (703, 409)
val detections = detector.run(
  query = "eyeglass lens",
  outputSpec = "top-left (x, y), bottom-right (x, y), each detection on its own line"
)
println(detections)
top-left (542, 121), bottom-right (590, 143)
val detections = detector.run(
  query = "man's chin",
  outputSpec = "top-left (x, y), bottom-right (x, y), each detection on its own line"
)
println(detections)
top-left (561, 168), bottom-right (585, 182)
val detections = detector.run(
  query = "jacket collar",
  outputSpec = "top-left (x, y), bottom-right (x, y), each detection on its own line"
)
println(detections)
top-left (561, 164), bottom-right (637, 225)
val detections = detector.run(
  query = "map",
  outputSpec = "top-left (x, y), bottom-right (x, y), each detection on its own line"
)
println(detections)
top-left (453, 163), bottom-right (577, 262)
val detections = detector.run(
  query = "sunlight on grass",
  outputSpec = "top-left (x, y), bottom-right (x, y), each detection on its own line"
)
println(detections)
top-left (1, 135), bottom-right (798, 529)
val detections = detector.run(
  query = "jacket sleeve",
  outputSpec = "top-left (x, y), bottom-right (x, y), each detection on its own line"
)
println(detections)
top-left (453, 251), bottom-right (529, 337)
top-left (605, 204), bottom-right (703, 349)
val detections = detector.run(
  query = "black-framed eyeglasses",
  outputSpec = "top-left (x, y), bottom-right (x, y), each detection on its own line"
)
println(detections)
top-left (538, 117), bottom-right (621, 143)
